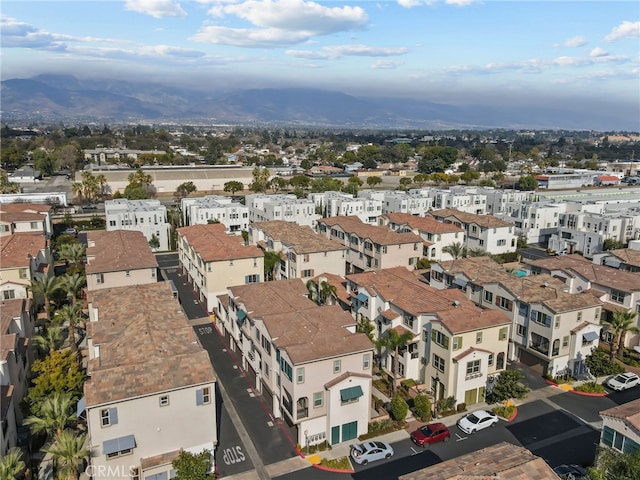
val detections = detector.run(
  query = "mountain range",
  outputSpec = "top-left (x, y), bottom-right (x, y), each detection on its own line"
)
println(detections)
top-left (0, 74), bottom-right (633, 130)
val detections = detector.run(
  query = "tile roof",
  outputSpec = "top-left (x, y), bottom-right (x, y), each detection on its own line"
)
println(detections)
top-left (0, 333), bottom-right (17, 361)
top-left (0, 233), bottom-right (46, 269)
top-left (318, 216), bottom-right (422, 245)
top-left (398, 442), bottom-right (560, 480)
top-left (84, 282), bottom-right (215, 406)
top-left (0, 298), bottom-right (29, 334)
top-left (438, 256), bottom-right (506, 279)
top-left (524, 254), bottom-right (591, 272)
top-left (436, 308), bottom-right (511, 335)
top-left (429, 208), bottom-right (515, 229)
top-left (324, 371), bottom-right (371, 389)
top-left (601, 398), bottom-right (640, 431)
top-left (347, 266), bottom-right (476, 316)
top-left (453, 346), bottom-right (494, 361)
top-left (567, 263), bottom-right (640, 292)
top-left (85, 230), bottom-right (158, 274)
top-left (381, 212), bottom-right (465, 234)
top-left (253, 220), bottom-right (345, 253)
top-left (608, 248), bottom-right (640, 269)
top-left (141, 450), bottom-right (181, 471)
top-left (0, 211), bottom-right (46, 224)
top-left (178, 223), bottom-right (263, 261)
top-left (309, 273), bottom-right (351, 306)
top-left (0, 203), bottom-right (51, 215)
top-left (229, 278), bottom-right (314, 317)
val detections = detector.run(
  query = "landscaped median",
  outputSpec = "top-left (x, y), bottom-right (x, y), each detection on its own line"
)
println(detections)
top-left (543, 377), bottom-right (608, 397)
top-left (492, 399), bottom-right (518, 422)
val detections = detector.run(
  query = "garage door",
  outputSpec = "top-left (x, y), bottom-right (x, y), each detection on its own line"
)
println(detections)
top-left (518, 349), bottom-right (548, 375)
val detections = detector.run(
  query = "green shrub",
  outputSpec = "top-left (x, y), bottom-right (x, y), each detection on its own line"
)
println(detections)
top-left (319, 457), bottom-right (351, 470)
top-left (586, 348), bottom-right (625, 377)
top-left (574, 382), bottom-right (606, 394)
top-left (492, 405), bottom-right (516, 419)
top-left (401, 378), bottom-right (417, 388)
top-left (437, 395), bottom-right (456, 413)
top-left (456, 403), bottom-right (467, 413)
top-left (486, 370), bottom-right (529, 403)
top-left (390, 394), bottom-right (409, 421)
top-left (413, 394), bottom-right (432, 422)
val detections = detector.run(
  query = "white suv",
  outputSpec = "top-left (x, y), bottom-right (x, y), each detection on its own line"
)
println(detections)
top-left (606, 372), bottom-right (640, 391)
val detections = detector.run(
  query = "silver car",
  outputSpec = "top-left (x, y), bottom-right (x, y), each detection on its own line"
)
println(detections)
top-left (606, 372), bottom-right (640, 391)
top-left (350, 441), bottom-right (394, 465)
top-left (457, 410), bottom-right (499, 434)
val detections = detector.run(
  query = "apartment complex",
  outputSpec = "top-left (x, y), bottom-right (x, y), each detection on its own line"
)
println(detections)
top-left (309, 191), bottom-right (382, 224)
top-left (379, 212), bottom-right (466, 261)
top-left (0, 203), bottom-right (53, 237)
top-left (246, 194), bottom-right (320, 227)
top-left (249, 220), bottom-right (346, 280)
top-left (85, 230), bottom-right (159, 292)
top-left (105, 199), bottom-right (171, 251)
top-left (181, 195), bottom-right (249, 233)
top-left (84, 282), bottom-right (217, 479)
top-left (0, 233), bottom-right (51, 300)
top-left (177, 223), bottom-right (264, 312)
top-left (214, 279), bottom-right (374, 447)
top-left (316, 216), bottom-right (422, 273)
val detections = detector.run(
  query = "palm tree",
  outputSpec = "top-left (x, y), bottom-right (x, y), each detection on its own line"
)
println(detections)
top-left (33, 326), bottom-right (63, 354)
top-left (31, 276), bottom-right (62, 324)
top-left (60, 273), bottom-right (86, 306)
top-left (58, 243), bottom-right (86, 270)
top-left (0, 447), bottom-right (25, 480)
top-left (317, 281), bottom-right (337, 306)
top-left (24, 392), bottom-right (77, 437)
top-left (263, 251), bottom-right (282, 281)
top-left (602, 310), bottom-right (640, 360)
top-left (378, 328), bottom-right (415, 395)
top-left (442, 241), bottom-right (467, 260)
top-left (44, 431), bottom-right (88, 480)
top-left (54, 303), bottom-right (83, 353)
top-left (94, 173), bottom-right (108, 197)
top-left (167, 206), bottom-right (183, 250)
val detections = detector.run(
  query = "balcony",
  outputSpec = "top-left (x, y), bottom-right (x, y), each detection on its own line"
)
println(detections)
top-left (297, 407), bottom-right (308, 419)
top-left (465, 371), bottom-right (483, 381)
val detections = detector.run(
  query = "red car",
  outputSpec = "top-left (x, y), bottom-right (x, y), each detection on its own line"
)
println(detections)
top-left (410, 422), bottom-right (451, 447)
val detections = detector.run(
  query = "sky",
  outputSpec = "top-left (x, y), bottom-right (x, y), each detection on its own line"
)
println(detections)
top-left (1, 1), bottom-right (639, 127)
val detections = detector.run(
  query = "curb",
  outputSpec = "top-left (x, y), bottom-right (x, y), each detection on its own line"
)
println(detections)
top-left (507, 407), bottom-right (518, 422)
top-left (312, 464), bottom-right (355, 474)
top-left (569, 390), bottom-right (608, 397)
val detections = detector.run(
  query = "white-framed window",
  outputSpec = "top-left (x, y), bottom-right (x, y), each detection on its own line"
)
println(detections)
top-left (488, 354), bottom-right (494, 366)
top-left (125, 270), bottom-right (130, 277)
top-left (313, 391), bottom-right (323, 408)
top-left (476, 332), bottom-right (483, 344)
top-left (433, 354), bottom-right (445, 373)
top-left (363, 353), bottom-right (371, 370)
top-left (19, 268), bottom-right (28, 279)
top-left (484, 291), bottom-right (493, 303)
top-left (562, 336), bottom-right (569, 348)
top-left (196, 387), bottom-right (211, 405)
top-left (159, 395), bottom-right (169, 407)
top-left (100, 408), bottom-right (118, 427)
top-left (452, 336), bottom-right (463, 350)
top-left (611, 289), bottom-right (625, 303)
top-left (3, 290), bottom-right (15, 300)
top-left (499, 327), bottom-right (508, 341)
top-left (466, 360), bottom-right (481, 375)
top-left (96, 273), bottom-right (104, 284)
top-left (333, 360), bottom-right (341, 373)
top-left (296, 367), bottom-right (304, 384)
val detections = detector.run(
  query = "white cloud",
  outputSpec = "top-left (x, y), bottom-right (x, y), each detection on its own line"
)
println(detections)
top-left (287, 44), bottom-right (408, 59)
top-left (371, 59), bottom-right (403, 69)
top-left (590, 47), bottom-right (608, 58)
top-left (605, 20), bottom-right (640, 42)
top-left (192, 26), bottom-right (310, 47)
top-left (124, 0), bottom-right (187, 19)
top-left (555, 35), bottom-right (587, 48)
top-left (445, 0), bottom-right (476, 6)
top-left (397, 0), bottom-right (435, 8)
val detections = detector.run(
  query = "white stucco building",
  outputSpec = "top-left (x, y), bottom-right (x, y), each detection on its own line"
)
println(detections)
top-left (105, 199), bottom-right (170, 251)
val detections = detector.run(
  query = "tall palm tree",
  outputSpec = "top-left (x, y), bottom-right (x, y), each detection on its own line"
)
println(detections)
top-left (602, 310), bottom-right (640, 360)
top-left (378, 328), bottom-right (415, 395)
top-left (24, 392), bottom-right (77, 437)
top-left (31, 276), bottom-right (62, 324)
top-left (44, 431), bottom-right (88, 480)
top-left (94, 173), bottom-right (108, 197)
top-left (54, 303), bottom-right (83, 353)
top-left (263, 251), bottom-right (282, 281)
top-left (167, 206), bottom-right (183, 251)
top-left (0, 447), bottom-right (25, 480)
top-left (58, 243), bottom-right (86, 270)
top-left (317, 281), bottom-right (337, 306)
top-left (60, 273), bottom-right (86, 306)
top-left (33, 326), bottom-right (63, 354)
top-left (442, 241), bottom-right (467, 260)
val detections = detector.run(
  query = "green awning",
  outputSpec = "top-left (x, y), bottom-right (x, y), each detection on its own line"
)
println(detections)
top-left (340, 385), bottom-right (364, 402)
top-left (236, 310), bottom-right (247, 322)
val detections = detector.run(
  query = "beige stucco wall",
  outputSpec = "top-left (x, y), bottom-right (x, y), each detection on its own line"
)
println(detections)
top-left (86, 268), bottom-right (157, 292)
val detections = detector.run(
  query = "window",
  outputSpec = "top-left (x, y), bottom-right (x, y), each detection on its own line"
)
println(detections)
top-left (363, 353), bottom-right (371, 370)
top-left (159, 395), bottom-right (169, 407)
top-left (301, 269), bottom-right (314, 278)
top-left (313, 392), bottom-right (323, 408)
top-left (109, 220), bottom-right (116, 227)
top-left (466, 360), bottom-right (481, 376)
top-left (196, 387), bottom-right (211, 405)
top-left (611, 289), bottom-right (626, 304)
top-left (125, 270), bottom-right (130, 277)
top-left (497, 239), bottom-right (506, 246)
top-left (562, 336), bottom-right (569, 348)
top-left (432, 270), bottom-right (443, 282)
top-left (261, 336), bottom-right (271, 355)
top-left (499, 327), bottom-right (508, 341)
top-left (577, 311), bottom-right (582, 322)
top-left (452, 336), bottom-right (463, 350)
top-left (531, 310), bottom-right (551, 327)
top-left (130, 467), bottom-right (140, 480)
top-left (333, 360), bottom-right (341, 373)
top-left (433, 354), bottom-right (445, 373)
top-left (476, 332), bottom-right (483, 344)
top-left (554, 316), bottom-right (561, 328)
top-left (96, 273), bottom-right (104, 284)
top-left (296, 367), bottom-right (305, 384)
top-left (432, 330), bottom-right (450, 349)
top-left (19, 268), bottom-right (28, 279)
top-left (484, 291), bottom-right (493, 303)
top-left (488, 354), bottom-right (494, 366)
top-left (3, 290), bottom-right (15, 300)
top-left (245, 274), bottom-right (260, 284)
top-left (602, 426), bottom-right (640, 454)
top-left (495, 296), bottom-right (513, 311)
top-left (101, 408), bottom-right (118, 427)
top-left (280, 357), bottom-right (293, 381)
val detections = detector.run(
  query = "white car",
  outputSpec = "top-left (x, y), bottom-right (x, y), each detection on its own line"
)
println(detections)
top-left (350, 441), bottom-right (394, 465)
top-left (606, 372), bottom-right (640, 391)
top-left (457, 410), bottom-right (499, 434)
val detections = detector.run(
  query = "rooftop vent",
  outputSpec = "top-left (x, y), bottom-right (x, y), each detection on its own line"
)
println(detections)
top-left (543, 282), bottom-right (549, 288)
top-left (453, 300), bottom-right (461, 307)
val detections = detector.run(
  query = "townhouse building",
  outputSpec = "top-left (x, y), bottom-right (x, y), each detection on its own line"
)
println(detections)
top-left (0, 203), bottom-right (53, 237)
top-left (498, 201), bottom-right (567, 245)
top-left (0, 298), bottom-right (33, 456)
top-left (105, 199), bottom-right (171, 251)
top-left (482, 188), bottom-right (533, 215)
top-left (245, 194), bottom-right (320, 227)
top-left (429, 208), bottom-right (517, 255)
top-left (248, 221), bottom-right (346, 280)
top-left (524, 254), bottom-right (640, 350)
top-left (379, 212), bottom-right (466, 261)
top-left (599, 398), bottom-right (640, 458)
top-left (359, 189), bottom-right (432, 216)
top-left (430, 257), bottom-right (603, 377)
top-left (347, 266), bottom-right (511, 407)
top-left (214, 279), bottom-right (374, 447)
top-left (429, 187), bottom-right (488, 215)
top-left (306, 273), bottom-right (352, 311)
top-left (548, 208), bottom-right (640, 257)
top-left (316, 216), bottom-right (422, 273)
top-left (0, 233), bottom-right (52, 301)
top-left (308, 191), bottom-right (382, 224)
top-left (177, 223), bottom-right (264, 312)
top-left (180, 195), bottom-right (249, 233)
top-left (84, 282), bottom-right (217, 479)
top-left (594, 244), bottom-right (640, 272)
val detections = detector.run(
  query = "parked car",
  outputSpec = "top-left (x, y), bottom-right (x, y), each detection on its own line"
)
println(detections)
top-left (350, 441), bottom-right (394, 465)
top-left (553, 463), bottom-right (589, 479)
top-left (606, 372), bottom-right (640, 391)
top-left (410, 422), bottom-right (450, 447)
top-left (457, 410), bottom-right (499, 434)
top-left (63, 228), bottom-right (78, 236)
top-left (83, 204), bottom-right (97, 210)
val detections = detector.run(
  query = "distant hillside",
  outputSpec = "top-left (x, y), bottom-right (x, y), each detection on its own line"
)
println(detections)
top-left (0, 75), bottom-right (633, 130)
